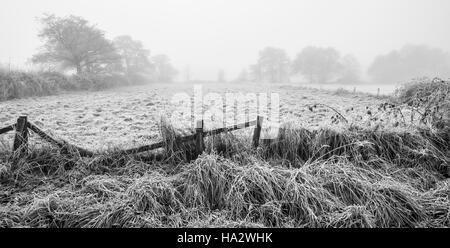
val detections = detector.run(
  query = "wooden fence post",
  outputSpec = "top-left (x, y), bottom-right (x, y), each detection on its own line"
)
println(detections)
top-left (195, 120), bottom-right (204, 156)
top-left (253, 116), bottom-right (264, 148)
top-left (13, 116), bottom-right (28, 155)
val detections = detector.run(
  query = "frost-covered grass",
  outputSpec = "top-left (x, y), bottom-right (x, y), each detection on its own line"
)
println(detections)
top-left (0, 120), bottom-right (449, 228)
top-left (0, 81), bottom-right (449, 228)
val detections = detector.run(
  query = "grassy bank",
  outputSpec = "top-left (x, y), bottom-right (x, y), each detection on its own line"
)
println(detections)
top-left (0, 121), bottom-right (448, 228)
top-left (0, 69), bottom-right (147, 101)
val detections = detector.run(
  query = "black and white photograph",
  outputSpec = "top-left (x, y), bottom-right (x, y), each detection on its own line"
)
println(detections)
top-left (0, 0), bottom-right (449, 237)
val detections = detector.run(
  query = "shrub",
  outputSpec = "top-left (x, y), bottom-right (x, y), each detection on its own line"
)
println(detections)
top-left (40, 71), bottom-right (77, 91)
top-left (0, 69), bottom-right (138, 101)
top-left (395, 78), bottom-right (450, 128)
top-left (0, 70), bottom-right (58, 100)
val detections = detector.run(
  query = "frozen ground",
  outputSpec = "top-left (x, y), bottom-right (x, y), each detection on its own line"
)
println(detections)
top-left (0, 83), bottom-right (387, 151)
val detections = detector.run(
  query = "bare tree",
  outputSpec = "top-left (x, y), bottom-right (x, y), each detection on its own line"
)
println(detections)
top-left (32, 14), bottom-right (120, 74)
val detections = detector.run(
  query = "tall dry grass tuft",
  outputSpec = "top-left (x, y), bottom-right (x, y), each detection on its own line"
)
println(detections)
top-left (178, 154), bottom-right (238, 210)
top-left (320, 206), bottom-right (376, 228)
top-left (204, 132), bottom-right (250, 158)
top-left (395, 78), bottom-right (450, 128)
top-left (127, 172), bottom-right (183, 215)
top-left (159, 117), bottom-right (197, 162)
top-left (259, 124), bottom-right (449, 177)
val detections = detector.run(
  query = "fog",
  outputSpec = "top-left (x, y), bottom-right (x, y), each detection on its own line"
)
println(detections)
top-left (1, 0), bottom-right (450, 82)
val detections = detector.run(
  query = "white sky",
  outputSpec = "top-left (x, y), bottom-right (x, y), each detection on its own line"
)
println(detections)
top-left (1, 0), bottom-right (450, 80)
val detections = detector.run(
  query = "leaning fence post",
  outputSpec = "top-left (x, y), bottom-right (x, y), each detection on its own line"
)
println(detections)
top-left (195, 120), bottom-right (205, 155)
top-left (13, 116), bottom-right (28, 156)
top-left (253, 116), bottom-right (264, 148)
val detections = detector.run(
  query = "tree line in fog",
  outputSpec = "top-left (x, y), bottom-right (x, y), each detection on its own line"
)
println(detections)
top-left (28, 14), bottom-right (450, 85)
top-left (233, 45), bottom-right (450, 85)
top-left (31, 14), bottom-right (178, 83)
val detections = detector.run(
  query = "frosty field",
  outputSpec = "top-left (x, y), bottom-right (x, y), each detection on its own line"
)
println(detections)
top-left (0, 82), bottom-right (386, 151)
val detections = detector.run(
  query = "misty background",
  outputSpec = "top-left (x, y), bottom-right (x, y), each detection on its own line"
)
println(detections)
top-left (1, 0), bottom-right (450, 85)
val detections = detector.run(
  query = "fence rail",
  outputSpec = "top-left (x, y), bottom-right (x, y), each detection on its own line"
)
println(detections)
top-left (27, 121), bottom-right (95, 157)
top-left (0, 115), bottom-right (265, 159)
top-left (0, 124), bottom-right (14, 135)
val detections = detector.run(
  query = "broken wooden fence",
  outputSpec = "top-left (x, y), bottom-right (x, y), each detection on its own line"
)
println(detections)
top-left (0, 115), bottom-right (265, 158)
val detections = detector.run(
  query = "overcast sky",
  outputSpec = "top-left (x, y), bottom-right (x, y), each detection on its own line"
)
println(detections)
top-left (1, 0), bottom-right (450, 80)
